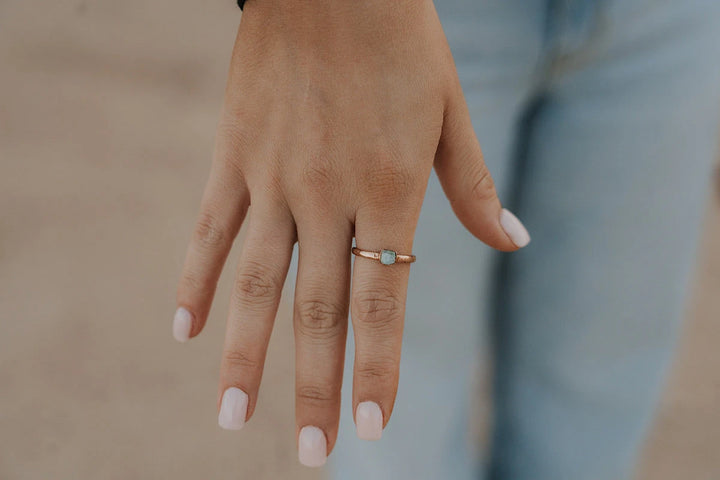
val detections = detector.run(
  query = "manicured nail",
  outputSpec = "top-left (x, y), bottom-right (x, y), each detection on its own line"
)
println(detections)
top-left (173, 307), bottom-right (193, 342)
top-left (218, 387), bottom-right (248, 430)
top-left (500, 208), bottom-right (531, 248)
top-left (355, 401), bottom-right (383, 441)
top-left (298, 426), bottom-right (327, 467)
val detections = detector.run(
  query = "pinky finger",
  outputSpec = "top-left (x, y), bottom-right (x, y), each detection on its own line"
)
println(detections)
top-left (174, 155), bottom-right (250, 342)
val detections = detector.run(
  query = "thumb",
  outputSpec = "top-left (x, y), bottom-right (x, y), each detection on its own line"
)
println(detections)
top-left (434, 90), bottom-right (530, 251)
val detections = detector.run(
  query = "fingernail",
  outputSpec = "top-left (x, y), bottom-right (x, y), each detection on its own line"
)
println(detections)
top-left (218, 387), bottom-right (248, 430)
top-left (355, 401), bottom-right (383, 441)
top-left (298, 426), bottom-right (327, 467)
top-left (500, 208), bottom-right (531, 248)
top-left (173, 307), bottom-right (193, 342)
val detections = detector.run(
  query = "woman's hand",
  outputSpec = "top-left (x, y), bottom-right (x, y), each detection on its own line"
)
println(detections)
top-left (173, 0), bottom-right (529, 467)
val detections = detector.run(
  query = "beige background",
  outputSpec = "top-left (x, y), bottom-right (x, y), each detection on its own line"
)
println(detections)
top-left (1, 1), bottom-right (718, 478)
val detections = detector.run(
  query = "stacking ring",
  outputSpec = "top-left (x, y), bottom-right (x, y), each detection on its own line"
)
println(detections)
top-left (351, 247), bottom-right (416, 265)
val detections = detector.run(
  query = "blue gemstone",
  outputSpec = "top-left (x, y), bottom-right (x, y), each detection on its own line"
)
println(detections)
top-left (380, 249), bottom-right (397, 265)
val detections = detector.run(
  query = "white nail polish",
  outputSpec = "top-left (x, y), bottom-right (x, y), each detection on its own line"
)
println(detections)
top-left (173, 307), bottom-right (192, 342)
top-left (218, 387), bottom-right (249, 430)
top-left (355, 401), bottom-right (383, 441)
top-left (500, 208), bottom-right (531, 248)
top-left (298, 426), bottom-right (327, 467)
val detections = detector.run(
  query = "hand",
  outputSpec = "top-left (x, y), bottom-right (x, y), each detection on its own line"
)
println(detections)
top-left (173, 0), bottom-right (530, 467)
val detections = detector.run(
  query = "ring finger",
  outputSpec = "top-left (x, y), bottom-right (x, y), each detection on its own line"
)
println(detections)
top-left (218, 195), bottom-right (296, 430)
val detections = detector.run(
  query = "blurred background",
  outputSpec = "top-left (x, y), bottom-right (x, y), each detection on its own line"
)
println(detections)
top-left (1, 1), bottom-right (719, 478)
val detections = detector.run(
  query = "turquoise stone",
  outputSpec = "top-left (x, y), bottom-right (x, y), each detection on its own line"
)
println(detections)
top-left (380, 249), bottom-right (397, 265)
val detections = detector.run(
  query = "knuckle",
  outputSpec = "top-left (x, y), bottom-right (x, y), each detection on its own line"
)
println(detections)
top-left (223, 349), bottom-right (262, 371)
top-left (193, 212), bottom-right (229, 251)
top-left (214, 120), bottom-right (254, 181)
top-left (297, 384), bottom-right (339, 406)
top-left (365, 157), bottom-right (417, 198)
top-left (355, 359), bottom-right (396, 382)
top-left (214, 121), bottom-right (255, 184)
top-left (352, 289), bottom-right (403, 326)
top-left (234, 261), bottom-right (283, 306)
top-left (180, 268), bottom-right (214, 295)
top-left (295, 299), bottom-right (346, 340)
top-left (470, 165), bottom-right (497, 203)
top-left (216, 118), bottom-right (253, 153)
top-left (301, 160), bottom-right (338, 196)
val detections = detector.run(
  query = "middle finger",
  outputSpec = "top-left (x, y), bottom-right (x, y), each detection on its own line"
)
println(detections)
top-left (293, 212), bottom-right (354, 467)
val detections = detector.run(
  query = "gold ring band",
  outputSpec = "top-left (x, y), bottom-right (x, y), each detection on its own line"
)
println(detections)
top-left (351, 247), bottom-right (416, 265)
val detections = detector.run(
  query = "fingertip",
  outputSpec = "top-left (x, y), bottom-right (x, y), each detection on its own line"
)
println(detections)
top-left (355, 401), bottom-right (383, 441)
top-left (298, 426), bottom-right (328, 467)
top-left (173, 307), bottom-right (194, 342)
top-left (499, 208), bottom-right (531, 249)
top-left (218, 387), bottom-right (249, 430)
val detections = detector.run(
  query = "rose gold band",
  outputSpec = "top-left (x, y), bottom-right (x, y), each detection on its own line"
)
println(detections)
top-left (351, 247), bottom-right (416, 265)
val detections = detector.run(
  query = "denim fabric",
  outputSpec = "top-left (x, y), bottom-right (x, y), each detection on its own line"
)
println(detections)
top-left (326, 1), bottom-right (720, 478)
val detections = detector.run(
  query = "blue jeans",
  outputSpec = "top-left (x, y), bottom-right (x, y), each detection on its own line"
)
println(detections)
top-left (326, 0), bottom-right (720, 479)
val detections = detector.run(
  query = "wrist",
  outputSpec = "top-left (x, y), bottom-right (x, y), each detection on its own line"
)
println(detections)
top-left (241, 0), bottom-right (429, 32)
top-left (239, 0), bottom-right (436, 54)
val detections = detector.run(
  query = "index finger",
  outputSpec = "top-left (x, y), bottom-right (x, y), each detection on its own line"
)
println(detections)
top-left (349, 200), bottom-right (421, 441)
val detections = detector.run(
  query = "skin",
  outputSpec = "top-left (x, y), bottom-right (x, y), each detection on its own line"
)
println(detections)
top-left (176, 0), bottom-right (521, 460)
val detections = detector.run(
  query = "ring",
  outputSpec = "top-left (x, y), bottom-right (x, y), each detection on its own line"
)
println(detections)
top-left (351, 247), bottom-right (416, 265)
